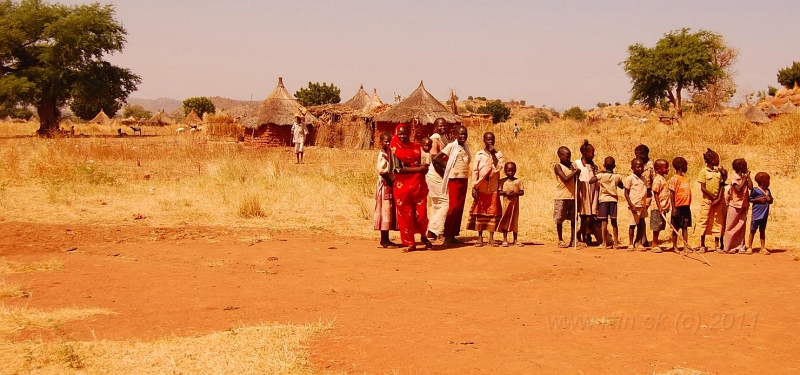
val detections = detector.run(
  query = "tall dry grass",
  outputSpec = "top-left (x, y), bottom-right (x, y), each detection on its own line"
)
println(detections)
top-left (0, 114), bottom-right (798, 248)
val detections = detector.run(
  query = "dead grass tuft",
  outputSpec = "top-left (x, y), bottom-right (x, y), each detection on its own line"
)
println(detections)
top-left (238, 193), bottom-right (267, 218)
top-left (0, 279), bottom-right (25, 298)
top-left (0, 258), bottom-right (64, 274)
top-left (0, 305), bottom-right (115, 338)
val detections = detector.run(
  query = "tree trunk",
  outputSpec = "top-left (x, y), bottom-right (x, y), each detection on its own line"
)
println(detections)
top-left (36, 98), bottom-right (60, 137)
top-left (674, 84), bottom-right (683, 119)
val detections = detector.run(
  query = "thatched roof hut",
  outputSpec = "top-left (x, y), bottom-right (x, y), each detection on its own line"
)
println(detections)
top-left (121, 116), bottom-right (138, 125)
top-left (147, 110), bottom-right (175, 126)
top-left (374, 81), bottom-right (461, 144)
top-left (2, 115), bottom-right (11, 122)
top-left (742, 106), bottom-right (771, 124)
top-left (764, 104), bottom-right (781, 118)
top-left (89, 110), bottom-right (111, 124)
top-left (363, 88), bottom-right (385, 113)
top-left (344, 85), bottom-right (372, 111)
top-left (243, 77), bottom-right (318, 146)
top-left (184, 109), bottom-right (203, 127)
top-left (60, 118), bottom-right (74, 126)
top-left (779, 100), bottom-right (797, 114)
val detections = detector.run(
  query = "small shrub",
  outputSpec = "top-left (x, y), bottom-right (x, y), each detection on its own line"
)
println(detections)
top-left (238, 194), bottom-right (266, 218)
top-left (563, 106), bottom-right (586, 121)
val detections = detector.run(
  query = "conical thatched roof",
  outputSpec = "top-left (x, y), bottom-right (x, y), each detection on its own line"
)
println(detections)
top-left (344, 85), bottom-right (372, 111)
top-left (147, 110), bottom-right (175, 125)
top-left (779, 100), bottom-right (797, 114)
top-left (364, 88), bottom-right (385, 112)
top-left (742, 106), bottom-right (771, 124)
top-left (121, 116), bottom-right (138, 124)
top-left (244, 77), bottom-right (313, 129)
top-left (375, 81), bottom-right (460, 125)
top-left (184, 109), bottom-right (203, 126)
top-left (2, 115), bottom-right (11, 122)
top-left (764, 104), bottom-right (781, 116)
top-left (89, 110), bottom-right (111, 124)
top-left (60, 118), bottom-right (73, 126)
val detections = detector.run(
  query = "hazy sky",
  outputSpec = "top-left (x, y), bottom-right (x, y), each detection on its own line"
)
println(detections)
top-left (60, 0), bottom-right (800, 109)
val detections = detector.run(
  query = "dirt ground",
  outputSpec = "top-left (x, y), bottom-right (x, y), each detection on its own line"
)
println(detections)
top-left (1, 222), bottom-right (799, 374)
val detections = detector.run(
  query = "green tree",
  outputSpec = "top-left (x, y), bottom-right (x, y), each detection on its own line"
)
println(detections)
top-left (596, 102), bottom-right (609, 108)
top-left (768, 86), bottom-right (778, 97)
top-left (777, 61), bottom-right (800, 89)
top-left (294, 82), bottom-right (341, 107)
top-left (123, 105), bottom-right (151, 119)
top-left (467, 95), bottom-right (474, 101)
top-left (563, 106), bottom-right (586, 121)
top-left (621, 28), bottom-right (724, 119)
top-left (477, 100), bottom-right (511, 124)
top-left (183, 97), bottom-right (215, 117)
top-left (0, 0), bottom-right (140, 135)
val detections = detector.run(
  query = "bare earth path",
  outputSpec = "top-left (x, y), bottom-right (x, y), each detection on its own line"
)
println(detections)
top-left (1, 222), bottom-right (798, 374)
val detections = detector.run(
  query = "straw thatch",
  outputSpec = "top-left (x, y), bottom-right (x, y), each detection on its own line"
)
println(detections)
top-left (2, 115), bottom-right (11, 122)
top-left (245, 77), bottom-right (311, 129)
top-left (147, 110), bottom-right (175, 126)
top-left (764, 104), bottom-right (781, 117)
top-left (780, 100), bottom-right (797, 114)
top-left (343, 85), bottom-right (372, 111)
top-left (742, 106), bottom-right (771, 124)
top-left (60, 118), bottom-right (74, 126)
top-left (363, 88), bottom-right (385, 112)
top-left (89, 110), bottom-right (111, 124)
top-left (184, 109), bottom-right (203, 127)
top-left (375, 81), bottom-right (461, 125)
top-left (120, 116), bottom-right (138, 125)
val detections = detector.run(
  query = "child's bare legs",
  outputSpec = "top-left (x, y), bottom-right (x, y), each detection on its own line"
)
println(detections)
top-left (476, 230), bottom-right (484, 246)
top-left (628, 225), bottom-right (636, 249)
top-left (652, 229), bottom-right (661, 252)
top-left (488, 231), bottom-right (496, 246)
top-left (578, 215), bottom-right (589, 244)
top-left (610, 219), bottom-right (619, 249)
top-left (757, 227), bottom-right (769, 254)
top-left (556, 221), bottom-right (575, 246)
top-left (380, 230), bottom-right (398, 248)
top-left (681, 228), bottom-right (689, 250)
top-left (512, 231), bottom-right (519, 244)
top-left (600, 219), bottom-right (608, 248)
top-left (635, 220), bottom-right (646, 249)
top-left (672, 232), bottom-right (679, 252)
top-left (502, 230), bottom-right (509, 244)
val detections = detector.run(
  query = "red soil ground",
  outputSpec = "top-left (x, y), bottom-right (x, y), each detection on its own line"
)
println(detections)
top-left (1, 222), bottom-right (798, 374)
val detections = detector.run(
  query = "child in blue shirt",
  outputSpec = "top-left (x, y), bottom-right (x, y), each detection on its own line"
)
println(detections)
top-left (748, 172), bottom-right (774, 254)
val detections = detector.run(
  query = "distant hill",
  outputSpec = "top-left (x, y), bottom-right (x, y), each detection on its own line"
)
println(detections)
top-left (127, 96), bottom-right (259, 115)
top-left (127, 97), bottom-right (183, 114)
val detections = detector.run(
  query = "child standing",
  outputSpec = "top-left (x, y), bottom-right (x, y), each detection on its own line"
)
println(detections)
top-left (498, 162), bottom-right (525, 247)
top-left (596, 156), bottom-right (624, 249)
top-left (668, 157), bottom-right (692, 253)
top-left (575, 140), bottom-right (600, 246)
top-left (650, 159), bottom-right (671, 253)
top-left (724, 158), bottom-right (753, 254)
top-left (697, 148), bottom-right (727, 253)
top-left (553, 147), bottom-right (580, 248)
top-left (421, 137), bottom-right (433, 165)
top-left (748, 172), bottom-right (774, 255)
top-left (624, 158), bottom-right (648, 250)
top-left (374, 133), bottom-right (398, 248)
top-left (635, 145), bottom-right (654, 246)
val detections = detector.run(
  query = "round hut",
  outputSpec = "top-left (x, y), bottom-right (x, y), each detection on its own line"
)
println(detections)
top-left (742, 106), bottom-right (771, 124)
top-left (764, 104), bottom-right (781, 119)
top-left (343, 85), bottom-right (373, 112)
top-left (89, 110), bottom-right (111, 125)
top-left (183, 109), bottom-right (203, 128)
top-left (779, 100), bottom-right (797, 114)
top-left (243, 77), bottom-right (316, 146)
top-left (147, 110), bottom-right (175, 126)
top-left (374, 81), bottom-right (461, 144)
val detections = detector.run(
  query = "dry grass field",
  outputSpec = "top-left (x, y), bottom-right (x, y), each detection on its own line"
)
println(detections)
top-left (1, 113), bottom-right (799, 374)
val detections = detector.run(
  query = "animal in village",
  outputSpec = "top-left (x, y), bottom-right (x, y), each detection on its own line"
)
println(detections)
top-left (190, 125), bottom-right (201, 133)
top-left (129, 125), bottom-right (142, 136)
top-left (176, 127), bottom-right (186, 134)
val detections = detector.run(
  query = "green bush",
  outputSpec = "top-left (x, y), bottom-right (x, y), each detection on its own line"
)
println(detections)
top-left (563, 106), bottom-right (586, 121)
top-left (777, 61), bottom-right (800, 88)
top-left (477, 100), bottom-right (511, 124)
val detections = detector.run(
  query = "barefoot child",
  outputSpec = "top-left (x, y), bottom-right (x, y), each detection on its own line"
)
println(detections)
top-left (650, 159), bottom-right (670, 253)
top-left (421, 137), bottom-right (433, 165)
top-left (467, 132), bottom-right (504, 247)
top-left (624, 158), bottom-right (648, 250)
top-left (498, 162), bottom-right (525, 247)
top-left (724, 158), bottom-right (753, 254)
top-left (575, 140), bottom-right (600, 246)
top-left (748, 172), bottom-right (773, 255)
top-left (596, 156), bottom-right (624, 249)
top-left (668, 157), bottom-right (692, 252)
top-left (698, 148), bottom-right (727, 253)
top-left (374, 133), bottom-right (398, 248)
top-left (635, 145), bottom-right (654, 246)
top-left (553, 147), bottom-right (580, 248)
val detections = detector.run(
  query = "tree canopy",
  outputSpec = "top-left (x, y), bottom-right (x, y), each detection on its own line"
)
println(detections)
top-left (294, 82), bottom-right (341, 107)
top-left (477, 100), bottom-right (511, 124)
top-left (777, 61), bottom-right (800, 89)
top-left (621, 28), bottom-right (724, 118)
top-left (183, 97), bottom-right (215, 117)
top-left (122, 104), bottom-right (151, 120)
top-left (563, 106), bottom-right (586, 121)
top-left (0, 0), bottom-right (140, 135)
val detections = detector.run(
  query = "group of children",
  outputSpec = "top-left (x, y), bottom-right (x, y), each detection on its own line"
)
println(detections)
top-left (554, 143), bottom-right (774, 254)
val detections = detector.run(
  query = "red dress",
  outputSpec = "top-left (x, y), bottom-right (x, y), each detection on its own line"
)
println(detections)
top-left (391, 130), bottom-right (429, 247)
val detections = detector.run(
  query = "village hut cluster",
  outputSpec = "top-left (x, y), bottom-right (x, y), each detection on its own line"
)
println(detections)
top-left (240, 77), bottom-right (481, 150)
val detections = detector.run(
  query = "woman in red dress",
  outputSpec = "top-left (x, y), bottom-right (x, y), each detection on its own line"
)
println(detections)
top-left (391, 124), bottom-right (433, 252)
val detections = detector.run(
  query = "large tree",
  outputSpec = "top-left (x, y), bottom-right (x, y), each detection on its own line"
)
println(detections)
top-left (294, 82), bottom-right (341, 107)
top-left (777, 61), bottom-right (800, 89)
top-left (621, 28), bottom-right (724, 119)
top-left (688, 32), bottom-right (738, 112)
top-left (0, 0), bottom-right (140, 135)
top-left (183, 96), bottom-right (215, 117)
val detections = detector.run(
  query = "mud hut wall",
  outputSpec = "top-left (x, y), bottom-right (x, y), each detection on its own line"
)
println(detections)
top-left (315, 116), bottom-right (373, 150)
top-left (244, 124), bottom-right (316, 147)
